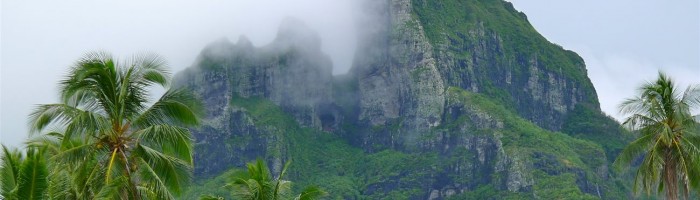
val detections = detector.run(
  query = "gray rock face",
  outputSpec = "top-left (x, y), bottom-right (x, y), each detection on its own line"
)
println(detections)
top-left (433, 26), bottom-right (593, 130)
top-left (178, 18), bottom-right (334, 129)
top-left (342, 0), bottom-right (608, 198)
top-left (349, 0), bottom-right (599, 151)
top-left (415, 90), bottom-right (534, 198)
top-left (351, 0), bottom-right (446, 151)
top-left (174, 18), bottom-right (336, 175)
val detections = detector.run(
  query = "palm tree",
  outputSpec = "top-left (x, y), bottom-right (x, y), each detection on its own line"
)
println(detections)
top-left (28, 52), bottom-right (202, 199)
top-left (1, 145), bottom-right (49, 200)
top-left (614, 72), bottom-right (700, 199)
top-left (28, 132), bottom-right (108, 200)
top-left (225, 159), bottom-right (326, 200)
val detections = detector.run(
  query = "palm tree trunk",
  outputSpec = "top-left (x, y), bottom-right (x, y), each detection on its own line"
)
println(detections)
top-left (664, 153), bottom-right (678, 200)
top-left (119, 148), bottom-right (141, 200)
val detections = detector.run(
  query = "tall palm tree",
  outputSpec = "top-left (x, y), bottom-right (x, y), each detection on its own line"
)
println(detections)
top-left (28, 52), bottom-right (202, 199)
top-left (614, 72), bottom-right (700, 199)
top-left (225, 159), bottom-right (326, 200)
top-left (1, 145), bottom-right (49, 200)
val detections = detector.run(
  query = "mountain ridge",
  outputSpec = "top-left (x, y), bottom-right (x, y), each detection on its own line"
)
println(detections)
top-left (175, 0), bottom-right (631, 199)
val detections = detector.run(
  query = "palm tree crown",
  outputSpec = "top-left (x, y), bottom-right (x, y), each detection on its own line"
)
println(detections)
top-left (614, 72), bottom-right (700, 199)
top-left (28, 52), bottom-right (202, 199)
top-left (225, 159), bottom-right (326, 200)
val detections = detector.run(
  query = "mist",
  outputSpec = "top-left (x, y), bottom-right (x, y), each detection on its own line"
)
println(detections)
top-left (3, 0), bottom-right (698, 149)
top-left (1, 0), bottom-right (361, 148)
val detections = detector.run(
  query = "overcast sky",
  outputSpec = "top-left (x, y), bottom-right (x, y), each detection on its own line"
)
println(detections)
top-left (1, 0), bottom-right (698, 148)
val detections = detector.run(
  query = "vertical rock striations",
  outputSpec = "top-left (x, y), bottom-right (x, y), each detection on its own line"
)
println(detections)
top-left (351, 0), bottom-right (446, 151)
top-left (411, 0), bottom-right (599, 131)
top-left (177, 0), bottom-right (629, 199)
top-left (174, 18), bottom-right (336, 176)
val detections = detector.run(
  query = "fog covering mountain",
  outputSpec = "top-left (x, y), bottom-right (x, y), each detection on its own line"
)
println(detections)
top-left (174, 0), bottom-right (631, 199)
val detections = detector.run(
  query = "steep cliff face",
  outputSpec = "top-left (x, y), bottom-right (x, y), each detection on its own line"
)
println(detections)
top-left (411, 0), bottom-right (599, 131)
top-left (349, 0), bottom-right (600, 152)
top-left (175, 18), bottom-right (337, 176)
top-left (416, 88), bottom-right (611, 199)
top-left (340, 1), bottom-right (623, 198)
top-left (350, 0), bottom-right (446, 151)
top-left (178, 0), bottom-right (630, 199)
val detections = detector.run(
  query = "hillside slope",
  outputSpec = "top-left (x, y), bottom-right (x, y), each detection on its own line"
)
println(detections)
top-left (175, 0), bottom-right (631, 199)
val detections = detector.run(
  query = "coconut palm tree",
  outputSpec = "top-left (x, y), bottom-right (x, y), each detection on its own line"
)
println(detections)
top-left (27, 132), bottom-right (108, 200)
top-left (225, 159), bottom-right (326, 200)
top-left (614, 72), bottom-right (700, 199)
top-left (28, 52), bottom-right (202, 199)
top-left (1, 145), bottom-right (49, 200)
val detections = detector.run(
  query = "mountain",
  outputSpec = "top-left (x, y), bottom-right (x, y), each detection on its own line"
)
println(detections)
top-left (174, 0), bottom-right (631, 199)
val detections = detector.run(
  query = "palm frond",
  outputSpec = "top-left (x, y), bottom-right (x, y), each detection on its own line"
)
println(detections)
top-left (25, 133), bottom-right (63, 154)
top-left (94, 175), bottom-right (129, 200)
top-left (15, 148), bottom-right (49, 200)
top-left (60, 52), bottom-right (119, 119)
top-left (28, 104), bottom-right (81, 134)
top-left (681, 84), bottom-right (700, 112)
top-left (49, 140), bottom-right (97, 167)
top-left (273, 160), bottom-right (292, 199)
top-left (1, 145), bottom-right (22, 199)
top-left (199, 194), bottom-right (225, 200)
top-left (128, 52), bottom-right (170, 88)
top-left (132, 89), bottom-right (203, 129)
top-left (74, 157), bottom-right (106, 199)
top-left (613, 133), bottom-right (655, 171)
top-left (135, 158), bottom-right (175, 200)
top-left (295, 185), bottom-right (328, 200)
top-left (48, 167), bottom-right (77, 200)
top-left (133, 125), bottom-right (193, 163)
top-left (133, 144), bottom-right (192, 197)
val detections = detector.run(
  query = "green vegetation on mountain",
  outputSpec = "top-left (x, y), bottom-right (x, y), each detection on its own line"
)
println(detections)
top-left (412, 0), bottom-right (589, 83)
top-left (408, 0), bottom-right (601, 133)
top-left (442, 87), bottom-right (628, 199)
top-left (562, 104), bottom-right (632, 162)
top-left (172, 0), bottom-right (642, 198)
top-left (182, 88), bottom-right (629, 199)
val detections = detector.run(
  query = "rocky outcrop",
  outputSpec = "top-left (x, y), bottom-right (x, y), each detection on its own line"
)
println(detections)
top-left (348, 0), bottom-right (600, 152)
top-left (351, 0), bottom-right (446, 151)
top-left (177, 18), bottom-right (334, 129)
top-left (432, 24), bottom-right (594, 130)
top-left (174, 18), bottom-right (337, 175)
top-left (411, 0), bottom-right (599, 131)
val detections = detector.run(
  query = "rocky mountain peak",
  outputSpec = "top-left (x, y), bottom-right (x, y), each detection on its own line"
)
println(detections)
top-left (272, 17), bottom-right (322, 53)
top-left (235, 35), bottom-right (254, 50)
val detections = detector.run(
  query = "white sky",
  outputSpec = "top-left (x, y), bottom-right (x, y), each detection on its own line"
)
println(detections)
top-left (1, 0), bottom-right (698, 148)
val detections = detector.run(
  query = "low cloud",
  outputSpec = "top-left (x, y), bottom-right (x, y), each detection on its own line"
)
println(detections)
top-left (1, 0), bottom-right (361, 148)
